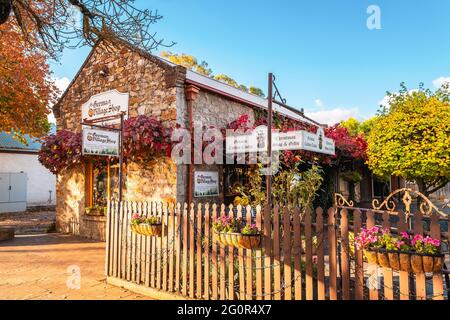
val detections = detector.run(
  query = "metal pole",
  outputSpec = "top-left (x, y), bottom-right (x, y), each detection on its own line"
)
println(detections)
top-left (266, 73), bottom-right (273, 208)
top-left (118, 112), bottom-right (124, 203)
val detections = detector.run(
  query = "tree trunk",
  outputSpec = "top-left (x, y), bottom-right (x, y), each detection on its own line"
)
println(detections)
top-left (416, 179), bottom-right (429, 197)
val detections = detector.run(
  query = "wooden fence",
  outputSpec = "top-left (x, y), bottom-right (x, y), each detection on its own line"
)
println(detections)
top-left (105, 199), bottom-right (449, 300)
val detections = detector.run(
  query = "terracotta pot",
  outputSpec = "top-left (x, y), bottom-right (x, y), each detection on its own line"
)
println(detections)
top-left (388, 252), bottom-right (400, 271)
top-left (399, 253), bottom-right (411, 272)
top-left (377, 251), bottom-right (390, 268)
top-left (433, 256), bottom-right (444, 273)
top-left (365, 250), bottom-right (378, 265)
top-left (238, 234), bottom-right (261, 250)
top-left (410, 254), bottom-right (423, 273)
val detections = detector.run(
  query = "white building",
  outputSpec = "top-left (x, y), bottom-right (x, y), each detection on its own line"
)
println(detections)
top-left (0, 130), bottom-right (56, 213)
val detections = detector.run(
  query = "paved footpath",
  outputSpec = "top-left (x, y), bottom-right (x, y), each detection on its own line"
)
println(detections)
top-left (0, 233), bottom-right (152, 300)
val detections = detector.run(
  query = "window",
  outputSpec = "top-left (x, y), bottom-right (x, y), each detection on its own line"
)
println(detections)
top-left (86, 160), bottom-right (119, 208)
top-left (372, 175), bottom-right (391, 198)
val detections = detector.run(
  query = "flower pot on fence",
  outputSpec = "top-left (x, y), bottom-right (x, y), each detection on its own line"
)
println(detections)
top-left (388, 252), bottom-right (400, 271)
top-left (410, 254), bottom-right (423, 273)
top-left (399, 253), bottom-right (411, 272)
top-left (365, 248), bottom-right (444, 274)
top-left (238, 234), bottom-right (261, 250)
top-left (214, 231), bottom-right (261, 250)
top-left (131, 223), bottom-right (162, 237)
top-left (377, 250), bottom-right (390, 268)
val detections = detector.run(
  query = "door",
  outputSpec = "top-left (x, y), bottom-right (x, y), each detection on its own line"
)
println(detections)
top-left (0, 172), bottom-right (27, 213)
top-left (0, 173), bottom-right (9, 203)
top-left (9, 173), bottom-right (27, 203)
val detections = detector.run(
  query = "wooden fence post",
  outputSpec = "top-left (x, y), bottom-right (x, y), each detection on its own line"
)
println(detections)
top-left (328, 208), bottom-right (337, 300)
top-left (340, 208), bottom-right (350, 300)
top-left (316, 207), bottom-right (325, 300)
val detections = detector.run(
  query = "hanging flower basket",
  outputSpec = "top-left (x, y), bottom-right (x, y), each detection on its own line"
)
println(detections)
top-left (131, 223), bottom-right (162, 237)
top-left (364, 248), bottom-right (444, 273)
top-left (212, 216), bottom-right (261, 250)
top-left (214, 230), bottom-right (261, 250)
top-left (356, 227), bottom-right (444, 274)
top-left (130, 214), bottom-right (162, 237)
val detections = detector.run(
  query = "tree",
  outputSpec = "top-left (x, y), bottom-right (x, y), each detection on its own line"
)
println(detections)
top-left (160, 51), bottom-right (212, 76)
top-left (0, 19), bottom-right (56, 139)
top-left (160, 51), bottom-right (265, 97)
top-left (0, 0), bottom-right (173, 59)
top-left (249, 86), bottom-right (265, 97)
top-left (340, 116), bottom-right (378, 137)
top-left (366, 84), bottom-right (450, 196)
top-left (214, 74), bottom-right (238, 88)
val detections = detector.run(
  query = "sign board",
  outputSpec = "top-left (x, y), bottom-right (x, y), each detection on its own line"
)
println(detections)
top-left (81, 90), bottom-right (129, 125)
top-left (194, 171), bottom-right (219, 197)
top-left (226, 126), bottom-right (335, 155)
top-left (82, 127), bottom-right (120, 157)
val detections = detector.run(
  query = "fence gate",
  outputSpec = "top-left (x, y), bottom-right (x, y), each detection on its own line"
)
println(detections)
top-left (105, 188), bottom-right (449, 300)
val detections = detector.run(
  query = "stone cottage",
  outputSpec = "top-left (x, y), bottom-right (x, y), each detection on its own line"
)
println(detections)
top-left (53, 38), bottom-right (322, 240)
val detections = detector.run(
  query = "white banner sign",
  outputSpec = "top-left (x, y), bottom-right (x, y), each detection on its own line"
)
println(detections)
top-left (194, 171), bottom-right (219, 197)
top-left (226, 126), bottom-right (335, 155)
top-left (82, 128), bottom-right (120, 157)
top-left (81, 89), bottom-right (129, 125)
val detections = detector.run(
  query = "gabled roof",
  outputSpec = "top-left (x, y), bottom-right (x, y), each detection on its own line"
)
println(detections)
top-left (0, 125), bottom-right (56, 153)
top-left (54, 37), bottom-right (323, 127)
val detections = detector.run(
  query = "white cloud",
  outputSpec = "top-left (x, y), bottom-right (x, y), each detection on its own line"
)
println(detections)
top-left (48, 77), bottom-right (71, 123)
top-left (314, 99), bottom-right (324, 108)
top-left (432, 76), bottom-right (450, 89)
top-left (305, 108), bottom-right (360, 126)
top-left (54, 76), bottom-right (71, 93)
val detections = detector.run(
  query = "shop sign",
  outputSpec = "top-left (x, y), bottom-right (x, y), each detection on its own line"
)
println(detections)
top-left (82, 127), bottom-right (120, 157)
top-left (226, 126), bottom-right (335, 155)
top-left (81, 89), bottom-right (129, 125)
top-left (194, 171), bottom-right (219, 197)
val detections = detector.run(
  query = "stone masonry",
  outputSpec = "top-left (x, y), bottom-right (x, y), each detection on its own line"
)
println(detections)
top-left (54, 40), bottom-right (184, 240)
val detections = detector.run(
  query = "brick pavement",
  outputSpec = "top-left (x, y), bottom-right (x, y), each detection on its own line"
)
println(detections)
top-left (0, 233), bottom-right (153, 300)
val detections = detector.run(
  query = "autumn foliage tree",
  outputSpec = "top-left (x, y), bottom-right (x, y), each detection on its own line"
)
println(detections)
top-left (0, 19), bottom-right (57, 139)
top-left (367, 84), bottom-right (450, 196)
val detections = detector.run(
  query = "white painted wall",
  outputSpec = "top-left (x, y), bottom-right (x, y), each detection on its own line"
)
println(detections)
top-left (0, 152), bottom-right (56, 206)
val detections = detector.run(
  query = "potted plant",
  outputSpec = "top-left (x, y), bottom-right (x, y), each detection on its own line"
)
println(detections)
top-left (212, 216), bottom-right (261, 250)
top-left (130, 214), bottom-right (162, 237)
top-left (355, 226), bottom-right (444, 273)
top-left (85, 205), bottom-right (104, 216)
top-left (239, 223), bottom-right (261, 249)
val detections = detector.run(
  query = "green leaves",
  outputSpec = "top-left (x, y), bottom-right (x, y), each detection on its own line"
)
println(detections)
top-left (366, 84), bottom-right (450, 195)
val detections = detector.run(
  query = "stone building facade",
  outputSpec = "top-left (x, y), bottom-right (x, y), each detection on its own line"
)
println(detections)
top-left (54, 39), bottom-right (308, 240)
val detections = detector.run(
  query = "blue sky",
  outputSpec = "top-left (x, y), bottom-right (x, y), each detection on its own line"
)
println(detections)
top-left (50, 0), bottom-right (450, 124)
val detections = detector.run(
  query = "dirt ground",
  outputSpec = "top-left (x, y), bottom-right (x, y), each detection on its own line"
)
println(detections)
top-left (0, 233), bottom-right (153, 300)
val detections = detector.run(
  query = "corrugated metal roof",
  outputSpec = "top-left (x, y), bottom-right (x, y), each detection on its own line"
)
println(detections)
top-left (0, 125), bottom-right (56, 152)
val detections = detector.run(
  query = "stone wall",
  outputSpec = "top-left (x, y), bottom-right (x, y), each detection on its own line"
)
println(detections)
top-left (176, 89), bottom-right (256, 204)
top-left (54, 41), bottom-right (182, 240)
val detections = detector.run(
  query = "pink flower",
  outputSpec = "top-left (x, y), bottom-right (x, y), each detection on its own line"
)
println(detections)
top-left (400, 232), bottom-right (409, 239)
top-left (412, 234), bottom-right (423, 246)
top-left (395, 240), bottom-right (405, 248)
